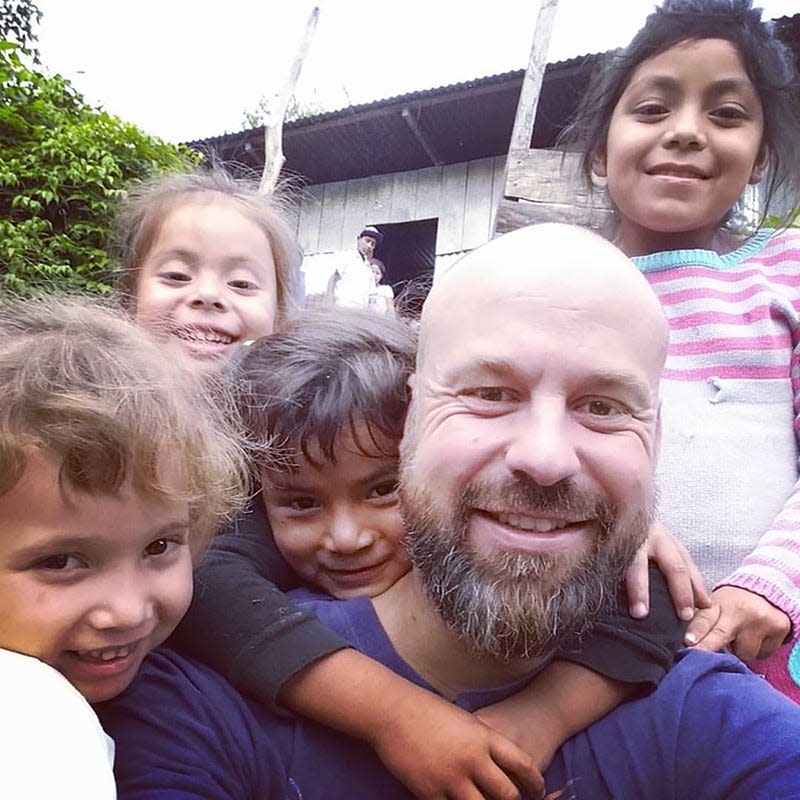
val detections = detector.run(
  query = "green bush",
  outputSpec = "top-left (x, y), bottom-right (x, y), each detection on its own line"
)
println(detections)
top-left (0, 41), bottom-right (199, 294)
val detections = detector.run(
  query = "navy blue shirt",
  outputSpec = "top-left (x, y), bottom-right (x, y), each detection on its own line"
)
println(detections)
top-left (102, 592), bottom-right (800, 800)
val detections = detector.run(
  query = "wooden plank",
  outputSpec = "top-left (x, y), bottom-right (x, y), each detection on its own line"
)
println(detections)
top-left (317, 181), bottom-right (347, 252)
top-left (462, 158), bottom-right (496, 250)
top-left (260, 7), bottom-right (320, 193)
top-left (389, 170), bottom-right (418, 222)
top-left (413, 165), bottom-right (444, 221)
top-left (436, 162), bottom-right (469, 254)
top-left (341, 176), bottom-right (370, 244)
top-left (363, 174), bottom-right (394, 223)
top-left (296, 184), bottom-right (325, 253)
top-left (494, 195), bottom-right (613, 235)
top-left (504, 148), bottom-right (607, 209)
top-left (509, 0), bottom-right (559, 151)
top-left (489, 155), bottom-right (507, 234)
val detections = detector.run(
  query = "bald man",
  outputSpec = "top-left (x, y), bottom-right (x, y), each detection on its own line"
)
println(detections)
top-left (102, 225), bottom-right (800, 800)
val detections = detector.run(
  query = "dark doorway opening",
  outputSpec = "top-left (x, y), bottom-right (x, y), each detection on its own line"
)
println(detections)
top-left (368, 218), bottom-right (437, 318)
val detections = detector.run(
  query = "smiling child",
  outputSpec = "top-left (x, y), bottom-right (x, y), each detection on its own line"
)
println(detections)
top-left (0, 296), bottom-right (247, 797)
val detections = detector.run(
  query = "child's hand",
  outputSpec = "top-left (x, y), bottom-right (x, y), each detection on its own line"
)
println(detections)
top-left (684, 585), bottom-right (791, 660)
top-left (625, 520), bottom-right (710, 621)
top-left (370, 690), bottom-right (545, 800)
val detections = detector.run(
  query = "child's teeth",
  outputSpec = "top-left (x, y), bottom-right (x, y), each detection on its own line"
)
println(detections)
top-left (78, 645), bottom-right (132, 662)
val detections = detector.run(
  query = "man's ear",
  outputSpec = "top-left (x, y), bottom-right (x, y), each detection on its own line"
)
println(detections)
top-left (749, 143), bottom-right (770, 185)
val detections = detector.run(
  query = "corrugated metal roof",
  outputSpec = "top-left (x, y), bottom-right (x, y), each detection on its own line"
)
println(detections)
top-left (190, 54), bottom-right (599, 184)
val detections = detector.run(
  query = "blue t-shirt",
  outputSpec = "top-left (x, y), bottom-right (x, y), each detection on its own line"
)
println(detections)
top-left (100, 591), bottom-right (800, 799)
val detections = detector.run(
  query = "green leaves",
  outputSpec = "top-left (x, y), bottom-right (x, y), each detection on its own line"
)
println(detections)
top-left (0, 40), bottom-right (200, 295)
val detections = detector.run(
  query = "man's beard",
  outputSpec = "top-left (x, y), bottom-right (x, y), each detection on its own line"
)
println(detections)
top-left (400, 473), bottom-right (652, 664)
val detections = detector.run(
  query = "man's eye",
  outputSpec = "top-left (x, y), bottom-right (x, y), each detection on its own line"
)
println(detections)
top-left (577, 398), bottom-right (627, 418)
top-left (588, 400), bottom-right (614, 416)
top-left (469, 387), bottom-right (515, 402)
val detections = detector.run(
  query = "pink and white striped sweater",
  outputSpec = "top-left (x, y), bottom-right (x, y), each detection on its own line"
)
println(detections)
top-left (634, 227), bottom-right (800, 700)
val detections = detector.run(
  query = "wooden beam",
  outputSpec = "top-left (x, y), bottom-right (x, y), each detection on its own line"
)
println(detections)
top-left (494, 196), bottom-right (613, 234)
top-left (401, 106), bottom-right (445, 166)
top-left (508, 0), bottom-right (559, 152)
top-left (495, 149), bottom-right (613, 234)
top-left (260, 6), bottom-right (320, 194)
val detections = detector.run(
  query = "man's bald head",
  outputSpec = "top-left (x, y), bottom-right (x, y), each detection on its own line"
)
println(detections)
top-left (419, 223), bottom-right (667, 384)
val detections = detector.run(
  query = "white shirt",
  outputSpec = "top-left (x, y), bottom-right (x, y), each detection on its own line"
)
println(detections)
top-left (0, 648), bottom-right (116, 799)
top-left (333, 253), bottom-right (375, 308)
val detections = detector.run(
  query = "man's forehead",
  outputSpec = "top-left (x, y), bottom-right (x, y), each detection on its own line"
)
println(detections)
top-left (418, 223), bottom-right (667, 371)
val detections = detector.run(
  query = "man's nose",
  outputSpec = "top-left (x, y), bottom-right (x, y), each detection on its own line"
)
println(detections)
top-left (325, 508), bottom-right (375, 554)
top-left (504, 402), bottom-right (581, 486)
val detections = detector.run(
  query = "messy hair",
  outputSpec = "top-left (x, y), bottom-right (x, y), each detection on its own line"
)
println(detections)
top-left (560, 0), bottom-right (800, 225)
top-left (236, 307), bottom-right (417, 475)
top-left (111, 168), bottom-right (302, 329)
top-left (0, 295), bottom-right (248, 558)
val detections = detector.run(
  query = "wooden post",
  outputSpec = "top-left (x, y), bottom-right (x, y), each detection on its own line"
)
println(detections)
top-left (508, 0), bottom-right (559, 153)
top-left (260, 6), bottom-right (320, 194)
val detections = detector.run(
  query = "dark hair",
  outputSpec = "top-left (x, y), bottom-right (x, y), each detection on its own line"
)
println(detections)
top-left (235, 307), bottom-right (417, 474)
top-left (561, 0), bottom-right (800, 225)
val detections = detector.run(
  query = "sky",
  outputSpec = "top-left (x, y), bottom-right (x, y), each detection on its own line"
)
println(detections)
top-left (34, 0), bottom-right (800, 144)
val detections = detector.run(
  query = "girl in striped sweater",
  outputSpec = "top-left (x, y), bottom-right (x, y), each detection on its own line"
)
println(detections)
top-left (565, 0), bottom-right (800, 700)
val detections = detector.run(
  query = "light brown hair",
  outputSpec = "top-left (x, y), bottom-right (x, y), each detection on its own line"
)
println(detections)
top-left (111, 169), bottom-right (301, 330)
top-left (0, 295), bottom-right (248, 557)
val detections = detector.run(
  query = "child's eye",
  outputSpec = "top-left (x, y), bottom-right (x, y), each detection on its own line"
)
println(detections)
top-left (228, 279), bottom-right (259, 291)
top-left (160, 270), bottom-right (191, 283)
top-left (145, 538), bottom-right (171, 556)
top-left (369, 480), bottom-right (399, 501)
top-left (144, 533), bottom-right (187, 558)
top-left (634, 102), bottom-right (669, 117)
top-left (34, 554), bottom-right (84, 571)
top-left (711, 106), bottom-right (747, 122)
top-left (288, 497), bottom-right (319, 512)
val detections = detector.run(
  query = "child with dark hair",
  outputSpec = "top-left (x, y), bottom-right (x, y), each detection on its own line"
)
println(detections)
top-left (156, 307), bottom-right (686, 799)
top-left (562, 0), bottom-right (800, 699)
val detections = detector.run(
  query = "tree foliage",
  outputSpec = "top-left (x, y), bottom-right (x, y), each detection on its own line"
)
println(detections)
top-left (0, 41), bottom-right (199, 295)
top-left (241, 93), bottom-right (325, 130)
top-left (0, 0), bottom-right (41, 61)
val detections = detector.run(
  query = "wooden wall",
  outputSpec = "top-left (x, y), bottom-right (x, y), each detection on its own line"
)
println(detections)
top-left (291, 155), bottom-right (508, 260)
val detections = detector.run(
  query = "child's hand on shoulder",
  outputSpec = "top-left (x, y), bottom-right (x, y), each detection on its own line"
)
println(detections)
top-left (684, 585), bottom-right (791, 661)
top-left (370, 687), bottom-right (544, 800)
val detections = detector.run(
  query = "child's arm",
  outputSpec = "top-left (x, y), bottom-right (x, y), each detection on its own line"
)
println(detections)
top-left (280, 649), bottom-right (544, 800)
top-left (171, 500), bottom-right (544, 799)
top-left (169, 498), bottom-right (348, 698)
top-left (476, 564), bottom-right (685, 770)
